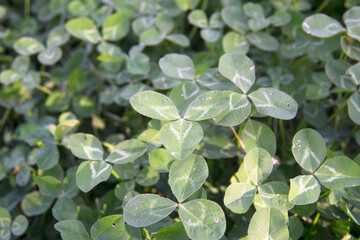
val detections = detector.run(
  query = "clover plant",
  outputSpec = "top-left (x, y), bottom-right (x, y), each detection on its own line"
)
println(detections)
top-left (1, 0), bottom-right (360, 239)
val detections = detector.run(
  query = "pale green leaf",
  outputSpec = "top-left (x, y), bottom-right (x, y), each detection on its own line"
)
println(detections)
top-left (221, 7), bottom-right (248, 34)
top-left (246, 32), bottom-right (279, 51)
top-left (105, 139), bottom-right (147, 164)
top-left (302, 14), bottom-right (345, 38)
top-left (130, 91), bottom-right (180, 121)
top-left (198, 68), bottom-right (238, 91)
top-left (37, 47), bottom-right (62, 65)
top-left (340, 36), bottom-right (360, 61)
top-left (54, 220), bottom-right (91, 240)
top-left (65, 17), bottom-right (101, 44)
top-left (155, 13), bottom-right (174, 35)
top-left (140, 28), bottom-right (164, 46)
top-left (169, 82), bottom-right (201, 116)
top-left (188, 10), bottom-right (208, 28)
top-left (325, 60), bottom-right (356, 90)
top-left (222, 31), bottom-right (249, 54)
top-left (10, 215), bottom-right (28, 236)
top-left (169, 154), bottom-right (208, 202)
top-left (218, 52), bottom-right (255, 93)
top-left (241, 119), bottom-right (277, 156)
top-left (52, 197), bottom-right (78, 221)
top-left (200, 29), bottom-right (221, 42)
top-left (244, 147), bottom-right (273, 185)
top-left (102, 12), bottom-right (130, 41)
top-left (159, 119), bottom-right (203, 160)
top-left (34, 175), bottom-right (62, 198)
top-left (0, 70), bottom-right (21, 84)
top-left (135, 167), bottom-right (160, 187)
top-left (289, 175), bottom-right (321, 205)
top-left (249, 88), bottom-right (298, 120)
top-left (248, 208), bottom-right (289, 240)
top-left (176, 0), bottom-right (200, 10)
top-left (152, 222), bottom-right (188, 240)
top-left (124, 194), bottom-right (177, 227)
top-left (55, 119), bottom-right (80, 141)
top-left (90, 215), bottom-right (138, 240)
top-left (315, 156), bottom-right (360, 190)
top-left (348, 92), bottom-right (360, 125)
top-left (214, 92), bottom-right (251, 127)
top-left (69, 133), bottom-right (103, 160)
top-left (179, 199), bottom-right (226, 240)
top-left (224, 183), bottom-right (256, 212)
top-left (289, 216), bottom-right (304, 240)
top-left (347, 62), bottom-right (360, 85)
top-left (292, 128), bottom-right (326, 172)
top-left (184, 90), bottom-right (230, 121)
top-left (76, 161), bottom-right (112, 192)
top-left (14, 37), bottom-right (45, 56)
top-left (159, 54), bottom-right (195, 80)
top-left (344, 6), bottom-right (360, 41)
top-left (47, 26), bottom-right (70, 48)
top-left (149, 148), bottom-right (175, 173)
top-left (0, 207), bottom-right (11, 229)
top-left (36, 143), bottom-right (59, 170)
top-left (21, 191), bottom-right (53, 217)
top-left (258, 182), bottom-right (294, 211)
top-left (166, 34), bottom-right (190, 47)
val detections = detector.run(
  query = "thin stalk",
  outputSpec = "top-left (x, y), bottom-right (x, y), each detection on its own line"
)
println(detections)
top-left (279, 120), bottom-right (286, 158)
top-left (293, 0), bottom-right (297, 10)
top-left (305, 212), bottom-right (321, 240)
top-left (327, 99), bottom-right (349, 123)
top-left (230, 126), bottom-right (245, 150)
top-left (0, 107), bottom-right (12, 136)
top-left (319, 190), bottom-right (331, 198)
top-left (339, 50), bottom-right (345, 60)
top-left (316, 0), bottom-right (332, 13)
top-left (345, 218), bottom-right (351, 239)
top-left (188, 26), bottom-right (198, 42)
top-left (36, 85), bottom-right (52, 95)
top-left (111, 170), bottom-right (121, 181)
top-left (201, 0), bottom-right (208, 11)
top-left (25, 0), bottom-right (31, 19)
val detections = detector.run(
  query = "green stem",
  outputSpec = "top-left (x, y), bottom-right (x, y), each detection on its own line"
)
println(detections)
top-left (36, 85), bottom-right (52, 95)
top-left (111, 170), bottom-right (121, 181)
top-left (305, 212), bottom-right (321, 240)
top-left (279, 120), bottom-right (286, 158)
top-left (319, 190), bottom-right (331, 198)
top-left (316, 0), bottom-right (332, 13)
top-left (25, 0), bottom-right (31, 19)
top-left (0, 107), bottom-right (12, 137)
top-left (327, 98), bottom-right (349, 123)
top-left (188, 26), bottom-right (198, 42)
top-left (293, 0), bottom-right (297, 10)
top-left (201, 0), bottom-right (208, 11)
top-left (339, 50), bottom-right (345, 60)
top-left (230, 126), bottom-right (245, 150)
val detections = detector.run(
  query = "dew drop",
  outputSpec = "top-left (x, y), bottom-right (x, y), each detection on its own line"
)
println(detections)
top-left (214, 218), bottom-right (221, 223)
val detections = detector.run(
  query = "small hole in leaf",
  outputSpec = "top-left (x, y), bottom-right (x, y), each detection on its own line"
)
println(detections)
top-left (112, 223), bottom-right (116, 227)
top-left (214, 218), bottom-right (221, 223)
top-left (286, 103), bottom-right (290, 108)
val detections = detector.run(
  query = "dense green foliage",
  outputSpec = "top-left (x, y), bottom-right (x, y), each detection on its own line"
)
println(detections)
top-left (1, 0), bottom-right (360, 239)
